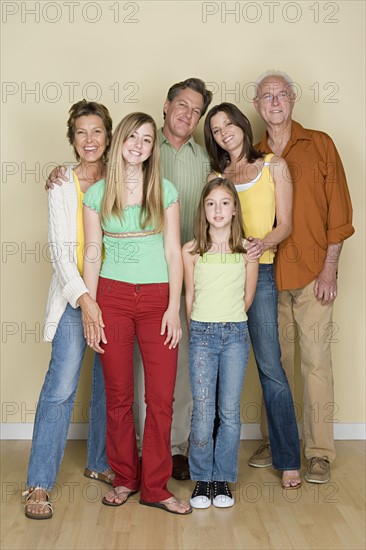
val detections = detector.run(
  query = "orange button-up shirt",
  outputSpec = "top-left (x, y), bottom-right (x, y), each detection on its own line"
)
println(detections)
top-left (256, 121), bottom-right (355, 291)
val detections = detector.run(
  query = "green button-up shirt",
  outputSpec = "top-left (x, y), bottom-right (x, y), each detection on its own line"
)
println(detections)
top-left (158, 128), bottom-right (211, 245)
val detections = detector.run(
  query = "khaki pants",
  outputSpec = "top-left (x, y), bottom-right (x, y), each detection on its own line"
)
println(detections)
top-left (134, 296), bottom-right (192, 456)
top-left (260, 280), bottom-right (336, 462)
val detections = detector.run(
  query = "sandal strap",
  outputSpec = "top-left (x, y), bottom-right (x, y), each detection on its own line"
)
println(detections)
top-left (23, 487), bottom-right (54, 513)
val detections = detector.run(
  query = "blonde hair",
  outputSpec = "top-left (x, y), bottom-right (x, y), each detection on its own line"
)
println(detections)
top-left (192, 178), bottom-right (246, 256)
top-left (100, 112), bottom-right (164, 231)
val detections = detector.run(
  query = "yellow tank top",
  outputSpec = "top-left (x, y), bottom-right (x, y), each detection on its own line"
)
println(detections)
top-left (191, 252), bottom-right (247, 322)
top-left (236, 154), bottom-right (275, 264)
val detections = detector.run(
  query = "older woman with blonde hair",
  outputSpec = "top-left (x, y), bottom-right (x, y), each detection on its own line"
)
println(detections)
top-left (23, 100), bottom-right (113, 520)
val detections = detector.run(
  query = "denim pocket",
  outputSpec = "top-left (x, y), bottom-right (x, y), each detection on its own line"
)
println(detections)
top-left (190, 321), bottom-right (214, 334)
top-left (190, 322), bottom-right (214, 348)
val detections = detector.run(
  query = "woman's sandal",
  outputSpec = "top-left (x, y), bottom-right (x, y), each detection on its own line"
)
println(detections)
top-left (84, 468), bottom-right (115, 486)
top-left (281, 476), bottom-right (302, 490)
top-left (139, 497), bottom-right (192, 515)
top-left (102, 487), bottom-right (138, 507)
top-left (23, 487), bottom-right (53, 520)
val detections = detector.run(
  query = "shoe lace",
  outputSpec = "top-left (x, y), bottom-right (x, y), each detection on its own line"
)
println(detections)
top-left (213, 481), bottom-right (231, 498)
top-left (252, 443), bottom-right (270, 457)
top-left (309, 457), bottom-right (329, 471)
top-left (193, 481), bottom-right (210, 497)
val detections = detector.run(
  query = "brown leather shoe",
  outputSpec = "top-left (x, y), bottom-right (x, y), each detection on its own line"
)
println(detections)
top-left (172, 454), bottom-right (190, 480)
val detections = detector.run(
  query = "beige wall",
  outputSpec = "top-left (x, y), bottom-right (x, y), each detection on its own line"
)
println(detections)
top-left (1, 0), bottom-right (365, 429)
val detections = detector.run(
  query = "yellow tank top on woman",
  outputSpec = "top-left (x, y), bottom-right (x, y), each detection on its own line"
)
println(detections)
top-left (236, 153), bottom-right (275, 264)
top-left (216, 154), bottom-right (275, 264)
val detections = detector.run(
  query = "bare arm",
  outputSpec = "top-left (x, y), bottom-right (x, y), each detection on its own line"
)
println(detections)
top-left (244, 257), bottom-right (259, 311)
top-left (182, 241), bottom-right (196, 332)
top-left (246, 156), bottom-right (293, 259)
top-left (162, 201), bottom-right (183, 349)
top-left (314, 242), bottom-right (343, 305)
top-left (82, 204), bottom-right (106, 352)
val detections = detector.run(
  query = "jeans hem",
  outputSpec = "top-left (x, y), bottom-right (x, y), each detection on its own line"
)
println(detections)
top-left (27, 482), bottom-right (54, 491)
top-left (190, 476), bottom-right (213, 482)
top-left (272, 465), bottom-right (300, 472)
top-left (86, 463), bottom-right (110, 472)
top-left (212, 477), bottom-right (237, 483)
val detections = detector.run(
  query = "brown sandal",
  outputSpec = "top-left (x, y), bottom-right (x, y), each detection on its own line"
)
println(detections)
top-left (23, 487), bottom-right (53, 520)
top-left (84, 468), bottom-right (115, 486)
top-left (281, 476), bottom-right (302, 490)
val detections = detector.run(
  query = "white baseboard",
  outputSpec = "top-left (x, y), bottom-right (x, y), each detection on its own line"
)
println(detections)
top-left (0, 423), bottom-right (89, 440)
top-left (1, 423), bottom-right (365, 440)
top-left (240, 422), bottom-right (366, 440)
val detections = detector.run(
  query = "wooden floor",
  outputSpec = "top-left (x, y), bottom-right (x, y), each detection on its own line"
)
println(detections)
top-left (1, 440), bottom-right (365, 550)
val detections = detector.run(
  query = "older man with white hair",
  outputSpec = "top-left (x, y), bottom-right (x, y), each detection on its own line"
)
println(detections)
top-left (249, 70), bottom-right (354, 483)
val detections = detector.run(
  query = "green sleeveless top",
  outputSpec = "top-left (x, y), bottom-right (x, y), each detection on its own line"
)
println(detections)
top-left (83, 178), bottom-right (179, 283)
top-left (191, 252), bottom-right (247, 323)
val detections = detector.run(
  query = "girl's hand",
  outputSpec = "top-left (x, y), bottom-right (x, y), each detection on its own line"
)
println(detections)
top-left (78, 293), bottom-right (107, 353)
top-left (160, 308), bottom-right (182, 349)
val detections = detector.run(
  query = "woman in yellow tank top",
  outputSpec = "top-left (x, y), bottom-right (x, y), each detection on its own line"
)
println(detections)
top-left (204, 103), bottom-right (301, 489)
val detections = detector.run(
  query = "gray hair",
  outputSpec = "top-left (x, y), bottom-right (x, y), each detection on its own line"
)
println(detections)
top-left (254, 70), bottom-right (295, 99)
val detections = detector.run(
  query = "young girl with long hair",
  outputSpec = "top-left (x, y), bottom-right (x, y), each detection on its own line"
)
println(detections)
top-left (182, 178), bottom-right (258, 508)
top-left (82, 112), bottom-right (191, 515)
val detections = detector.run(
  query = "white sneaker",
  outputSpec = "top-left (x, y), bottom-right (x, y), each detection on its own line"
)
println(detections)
top-left (212, 481), bottom-right (234, 508)
top-left (190, 481), bottom-right (211, 509)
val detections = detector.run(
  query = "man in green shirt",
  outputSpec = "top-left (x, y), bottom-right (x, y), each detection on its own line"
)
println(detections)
top-left (135, 78), bottom-right (212, 480)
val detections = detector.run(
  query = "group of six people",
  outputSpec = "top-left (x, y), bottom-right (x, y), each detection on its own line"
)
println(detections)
top-left (23, 72), bottom-right (354, 519)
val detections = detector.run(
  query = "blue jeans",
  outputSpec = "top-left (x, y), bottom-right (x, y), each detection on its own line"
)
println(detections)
top-left (189, 321), bottom-right (250, 482)
top-left (247, 264), bottom-right (300, 470)
top-left (27, 304), bottom-right (109, 490)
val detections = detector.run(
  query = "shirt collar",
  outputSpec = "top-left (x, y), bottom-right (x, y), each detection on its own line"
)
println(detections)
top-left (158, 127), bottom-right (198, 156)
top-left (258, 120), bottom-right (311, 153)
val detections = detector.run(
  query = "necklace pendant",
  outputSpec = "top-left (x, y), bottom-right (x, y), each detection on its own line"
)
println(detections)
top-left (130, 190), bottom-right (134, 196)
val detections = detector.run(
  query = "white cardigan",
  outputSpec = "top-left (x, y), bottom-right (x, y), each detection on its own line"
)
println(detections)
top-left (43, 166), bottom-right (89, 342)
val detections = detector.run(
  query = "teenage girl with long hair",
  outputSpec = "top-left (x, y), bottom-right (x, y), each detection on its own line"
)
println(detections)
top-left (82, 112), bottom-right (191, 515)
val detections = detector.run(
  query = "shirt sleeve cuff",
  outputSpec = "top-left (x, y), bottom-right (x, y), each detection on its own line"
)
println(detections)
top-left (327, 223), bottom-right (355, 244)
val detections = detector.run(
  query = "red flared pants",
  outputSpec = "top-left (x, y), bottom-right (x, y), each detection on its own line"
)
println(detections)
top-left (97, 277), bottom-right (178, 502)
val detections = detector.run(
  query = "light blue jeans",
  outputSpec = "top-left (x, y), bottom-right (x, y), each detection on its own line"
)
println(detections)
top-left (188, 320), bottom-right (250, 482)
top-left (247, 264), bottom-right (300, 470)
top-left (27, 304), bottom-right (108, 490)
